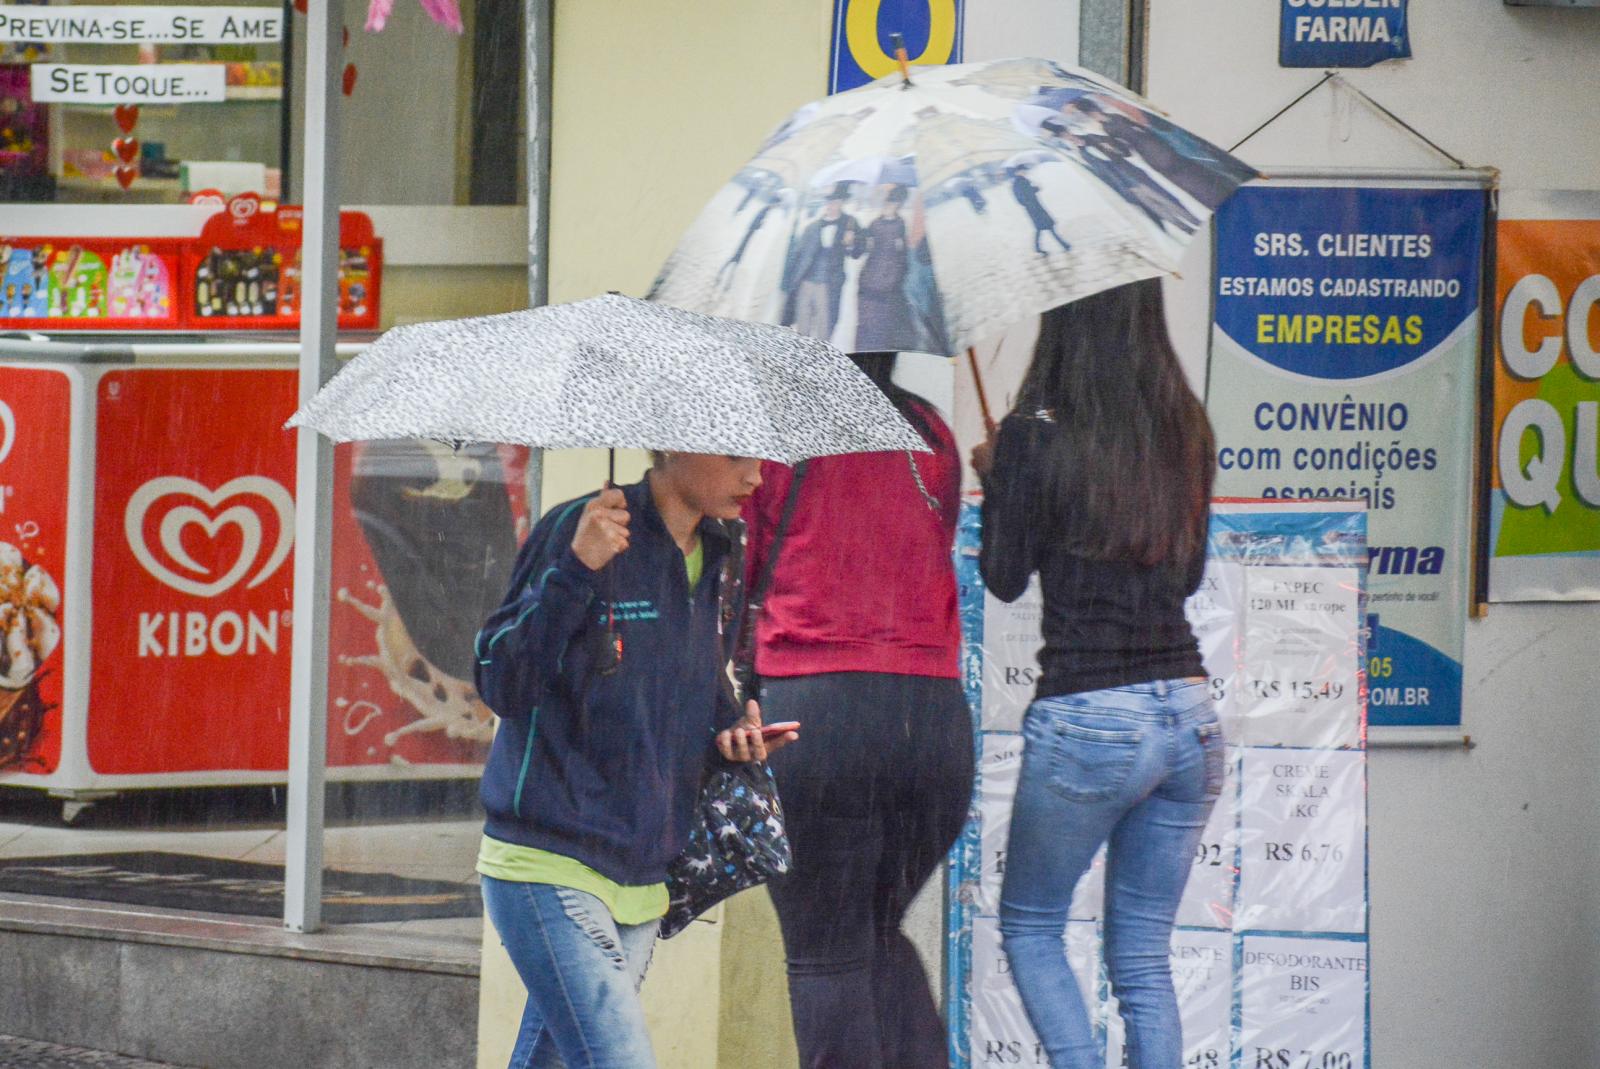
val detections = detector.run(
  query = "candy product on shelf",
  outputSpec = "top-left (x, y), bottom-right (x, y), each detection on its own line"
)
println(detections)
top-left (49, 246), bottom-right (106, 319)
top-left (185, 199), bottom-right (379, 330)
top-left (107, 245), bottom-right (173, 319)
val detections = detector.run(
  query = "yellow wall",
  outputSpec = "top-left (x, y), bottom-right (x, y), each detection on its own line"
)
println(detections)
top-left (380, 265), bottom-right (528, 330)
top-left (477, 4), bottom-right (829, 1067)
top-left (537, 0), bottom-right (835, 498)
top-left (545, 1), bottom-right (831, 304)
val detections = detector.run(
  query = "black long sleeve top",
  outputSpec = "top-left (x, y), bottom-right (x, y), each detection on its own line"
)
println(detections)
top-left (979, 412), bottom-right (1206, 699)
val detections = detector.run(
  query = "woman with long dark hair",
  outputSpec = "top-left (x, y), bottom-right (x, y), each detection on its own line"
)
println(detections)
top-left (745, 352), bottom-right (972, 1069)
top-left (973, 279), bottom-right (1223, 1069)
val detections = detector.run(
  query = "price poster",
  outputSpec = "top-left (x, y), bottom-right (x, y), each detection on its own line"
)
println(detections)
top-left (1239, 563), bottom-right (1362, 749)
top-left (1175, 747), bottom-right (1239, 930)
top-left (1237, 749), bottom-right (1367, 933)
top-left (970, 915), bottom-right (1100, 1069)
top-left (977, 732), bottom-right (1104, 921)
top-left (947, 499), bottom-right (1371, 1069)
top-left (1106, 929), bottom-right (1233, 1069)
top-left (1239, 936), bottom-right (1369, 1069)
top-left (980, 577), bottom-right (1042, 732)
top-left (1185, 559), bottom-right (1245, 735)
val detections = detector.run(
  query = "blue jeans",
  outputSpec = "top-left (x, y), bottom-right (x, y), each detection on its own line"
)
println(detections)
top-left (999, 679), bottom-right (1224, 1069)
top-left (481, 876), bottom-right (659, 1069)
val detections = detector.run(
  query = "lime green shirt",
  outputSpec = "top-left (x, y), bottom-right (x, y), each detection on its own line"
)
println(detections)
top-left (473, 538), bottom-right (702, 926)
top-left (477, 837), bottom-right (668, 925)
top-left (684, 537), bottom-right (704, 589)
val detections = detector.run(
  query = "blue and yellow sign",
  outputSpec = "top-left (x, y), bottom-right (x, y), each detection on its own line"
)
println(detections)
top-left (1280, 0), bottom-right (1410, 69)
top-left (829, 0), bottom-right (964, 94)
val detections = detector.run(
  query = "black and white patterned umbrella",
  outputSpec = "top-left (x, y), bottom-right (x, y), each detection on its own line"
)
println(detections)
top-left (286, 292), bottom-right (927, 463)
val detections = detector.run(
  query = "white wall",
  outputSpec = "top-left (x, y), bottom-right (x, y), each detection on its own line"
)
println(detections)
top-left (1147, 4), bottom-right (1600, 1067)
top-left (963, 0), bottom-right (1081, 66)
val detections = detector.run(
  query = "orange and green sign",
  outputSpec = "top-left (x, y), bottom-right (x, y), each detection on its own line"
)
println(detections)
top-left (1491, 194), bottom-right (1600, 601)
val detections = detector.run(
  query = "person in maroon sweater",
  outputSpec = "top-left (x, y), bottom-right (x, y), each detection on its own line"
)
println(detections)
top-left (743, 352), bottom-right (973, 1069)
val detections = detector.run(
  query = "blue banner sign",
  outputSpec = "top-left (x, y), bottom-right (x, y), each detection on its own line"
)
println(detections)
top-left (1207, 184), bottom-right (1486, 729)
top-left (1280, 0), bottom-right (1410, 69)
top-left (830, 0), bottom-right (964, 94)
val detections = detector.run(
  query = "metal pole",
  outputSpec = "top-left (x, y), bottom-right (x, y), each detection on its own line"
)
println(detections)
top-left (524, 0), bottom-right (552, 515)
top-left (1256, 166), bottom-right (1499, 186)
top-left (284, 0), bottom-right (342, 933)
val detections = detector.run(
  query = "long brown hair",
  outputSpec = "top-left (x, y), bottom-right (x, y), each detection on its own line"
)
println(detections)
top-left (1016, 279), bottom-right (1214, 567)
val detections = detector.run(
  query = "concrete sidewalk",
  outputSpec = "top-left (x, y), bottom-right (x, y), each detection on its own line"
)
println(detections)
top-left (0, 1035), bottom-right (202, 1068)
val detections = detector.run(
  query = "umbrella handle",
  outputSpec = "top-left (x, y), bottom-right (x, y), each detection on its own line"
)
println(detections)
top-left (966, 347), bottom-right (996, 434)
top-left (890, 32), bottom-right (912, 87)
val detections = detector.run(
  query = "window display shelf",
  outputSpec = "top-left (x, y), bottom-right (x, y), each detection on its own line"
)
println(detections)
top-left (224, 86), bottom-right (283, 101)
top-left (55, 174), bottom-right (183, 194)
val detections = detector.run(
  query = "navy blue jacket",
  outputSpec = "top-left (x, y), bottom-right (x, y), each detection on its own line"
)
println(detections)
top-left (474, 478), bottom-right (744, 886)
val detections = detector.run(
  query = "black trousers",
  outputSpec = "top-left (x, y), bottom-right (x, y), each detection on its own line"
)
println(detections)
top-left (763, 671), bottom-right (976, 1069)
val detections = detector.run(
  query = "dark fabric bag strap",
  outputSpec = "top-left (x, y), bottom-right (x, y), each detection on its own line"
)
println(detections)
top-left (749, 460), bottom-right (809, 609)
top-left (733, 462), bottom-right (808, 694)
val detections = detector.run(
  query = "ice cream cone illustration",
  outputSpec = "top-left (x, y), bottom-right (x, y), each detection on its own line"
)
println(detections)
top-left (0, 542), bottom-right (60, 770)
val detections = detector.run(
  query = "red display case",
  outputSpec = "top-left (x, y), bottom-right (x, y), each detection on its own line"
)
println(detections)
top-left (0, 196), bottom-right (381, 333)
top-left (0, 238), bottom-right (184, 330)
top-left (183, 196), bottom-right (381, 332)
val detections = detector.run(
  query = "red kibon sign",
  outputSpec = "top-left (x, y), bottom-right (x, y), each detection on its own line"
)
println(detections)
top-left (86, 367), bottom-right (525, 777)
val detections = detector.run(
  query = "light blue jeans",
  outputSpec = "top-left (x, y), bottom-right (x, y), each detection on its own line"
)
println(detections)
top-left (481, 876), bottom-right (659, 1069)
top-left (999, 679), bottom-right (1224, 1069)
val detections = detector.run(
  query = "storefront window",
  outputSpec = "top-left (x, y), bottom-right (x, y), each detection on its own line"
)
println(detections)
top-left (0, 0), bottom-right (523, 205)
top-left (314, 437), bottom-right (532, 930)
top-left (0, 1), bottom-right (528, 942)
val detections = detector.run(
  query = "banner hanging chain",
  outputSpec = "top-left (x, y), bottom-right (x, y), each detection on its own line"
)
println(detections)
top-left (1228, 71), bottom-right (1335, 154)
top-left (1229, 71), bottom-right (1468, 170)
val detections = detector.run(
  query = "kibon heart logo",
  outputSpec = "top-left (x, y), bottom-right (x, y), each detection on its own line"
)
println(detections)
top-left (123, 476), bottom-right (295, 598)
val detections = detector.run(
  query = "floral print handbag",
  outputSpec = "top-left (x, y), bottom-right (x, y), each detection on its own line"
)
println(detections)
top-left (660, 759), bottom-right (792, 938)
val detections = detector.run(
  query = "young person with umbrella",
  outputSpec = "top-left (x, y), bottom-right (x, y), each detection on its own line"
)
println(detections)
top-left (473, 451), bottom-right (792, 1069)
top-left (743, 351), bottom-right (970, 1069)
top-left (286, 294), bottom-right (933, 1069)
top-left (971, 280), bottom-right (1224, 1069)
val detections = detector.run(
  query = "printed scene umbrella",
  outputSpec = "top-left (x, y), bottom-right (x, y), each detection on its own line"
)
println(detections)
top-left (286, 292), bottom-right (928, 465)
top-left (648, 56), bottom-right (1256, 358)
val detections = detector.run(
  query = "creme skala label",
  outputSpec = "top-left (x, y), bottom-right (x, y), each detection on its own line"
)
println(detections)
top-left (1237, 749), bottom-right (1366, 934)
